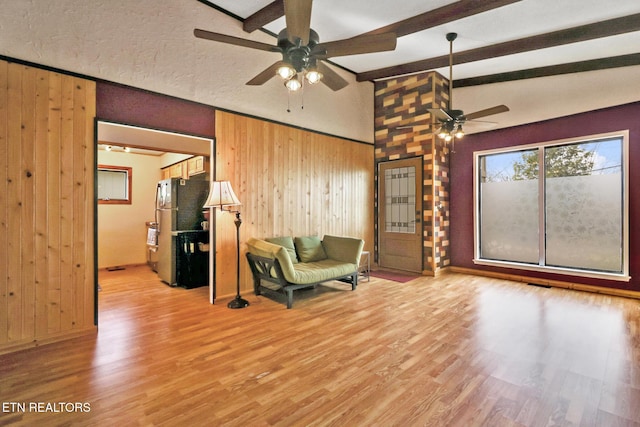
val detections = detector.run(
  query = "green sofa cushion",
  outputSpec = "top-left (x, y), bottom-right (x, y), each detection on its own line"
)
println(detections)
top-left (291, 259), bottom-right (358, 285)
top-left (294, 236), bottom-right (328, 263)
top-left (265, 236), bottom-right (299, 263)
top-left (322, 235), bottom-right (364, 264)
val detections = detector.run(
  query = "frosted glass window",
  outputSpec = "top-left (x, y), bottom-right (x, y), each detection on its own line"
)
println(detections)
top-left (545, 140), bottom-right (622, 272)
top-left (385, 166), bottom-right (416, 233)
top-left (476, 135), bottom-right (626, 276)
top-left (479, 151), bottom-right (539, 263)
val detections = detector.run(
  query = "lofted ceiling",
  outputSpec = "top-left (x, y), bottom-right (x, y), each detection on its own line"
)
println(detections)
top-left (197, 0), bottom-right (640, 89)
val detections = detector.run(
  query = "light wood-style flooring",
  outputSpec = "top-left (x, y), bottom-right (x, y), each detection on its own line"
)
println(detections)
top-left (1, 265), bottom-right (640, 426)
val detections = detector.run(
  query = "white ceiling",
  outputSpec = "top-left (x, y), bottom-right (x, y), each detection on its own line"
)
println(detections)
top-left (97, 122), bottom-right (212, 156)
top-left (201, 0), bottom-right (640, 81)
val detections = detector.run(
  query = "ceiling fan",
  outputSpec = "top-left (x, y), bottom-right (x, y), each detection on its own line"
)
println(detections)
top-left (194, 0), bottom-right (397, 92)
top-left (429, 32), bottom-right (509, 141)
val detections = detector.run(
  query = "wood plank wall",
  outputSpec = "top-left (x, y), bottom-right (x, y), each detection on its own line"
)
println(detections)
top-left (0, 61), bottom-right (96, 354)
top-left (214, 110), bottom-right (375, 299)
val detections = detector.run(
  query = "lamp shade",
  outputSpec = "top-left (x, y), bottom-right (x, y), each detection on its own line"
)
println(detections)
top-left (203, 181), bottom-right (241, 209)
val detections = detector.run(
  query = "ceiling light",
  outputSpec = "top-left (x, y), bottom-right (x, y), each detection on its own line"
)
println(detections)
top-left (276, 64), bottom-right (296, 80)
top-left (105, 145), bottom-right (112, 151)
top-left (285, 76), bottom-right (302, 92)
top-left (454, 125), bottom-right (464, 139)
top-left (124, 147), bottom-right (131, 153)
top-left (305, 69), bottom-right (322, 85)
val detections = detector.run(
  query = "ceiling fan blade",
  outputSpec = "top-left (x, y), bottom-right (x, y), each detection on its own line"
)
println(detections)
top-left (246, 61), bottom-right (285, 86)
top-left (312, 32), bottom-right (397, 58)
top-left (465, 105), bottom-right (510, 121)
top-left (428, 108), bottom-right (454, 122)
top-left (284, 0), bottom-right (313, 45)
top-left (317, 61), bottom-right (348, 91)
top-left (194, 29), bottom-right (279, 52)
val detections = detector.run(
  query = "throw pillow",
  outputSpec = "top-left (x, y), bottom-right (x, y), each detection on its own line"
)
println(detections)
top-left (294, 236), bottom-right (328, 263)
top-left (265, 236), bottom-right (299, 264)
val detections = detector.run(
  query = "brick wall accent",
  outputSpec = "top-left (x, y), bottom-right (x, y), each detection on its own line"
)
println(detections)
top-left (374, 71), bottom-right (451, 274)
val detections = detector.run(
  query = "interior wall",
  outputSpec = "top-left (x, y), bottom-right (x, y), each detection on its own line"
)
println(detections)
top-left (0, 0), bottom-right (374, 143)
top-left (214, 110), bottom-right (375, 299)
top-left (0, 61), bottom-right (96, 354)
top-left (373, 71), bottom-right (450, 274)
top-left (97, 150), bottom-right (163, 269)
top-left (450, 101), bottom-right (640, 292)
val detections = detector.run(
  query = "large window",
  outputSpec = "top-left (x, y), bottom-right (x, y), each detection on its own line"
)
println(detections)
top-left (474, 132), bottom-right (629, 280)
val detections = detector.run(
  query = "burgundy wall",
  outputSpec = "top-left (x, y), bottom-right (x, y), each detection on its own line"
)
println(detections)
top-left (450, 101), bottom-right (640, 292)
top-left (96, 81), bottom-right (216, 138)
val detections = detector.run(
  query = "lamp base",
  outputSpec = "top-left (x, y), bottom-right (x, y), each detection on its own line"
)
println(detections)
top-left (227, 296), bottom-right (249, 309)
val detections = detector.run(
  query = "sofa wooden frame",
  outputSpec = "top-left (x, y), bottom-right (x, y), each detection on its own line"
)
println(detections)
top-left (245, 253), bottom-right (358, 309)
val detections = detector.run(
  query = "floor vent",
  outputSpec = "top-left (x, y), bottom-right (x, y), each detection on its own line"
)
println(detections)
top-left (528, 282), bottom-right (551, 289)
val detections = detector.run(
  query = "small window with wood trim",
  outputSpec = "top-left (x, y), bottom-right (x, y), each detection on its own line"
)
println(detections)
top-left (98, 165), bottom-right (132, 204)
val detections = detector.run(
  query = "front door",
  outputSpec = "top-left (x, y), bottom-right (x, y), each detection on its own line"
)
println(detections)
top-left (378, 157), bottom-right (423, 273)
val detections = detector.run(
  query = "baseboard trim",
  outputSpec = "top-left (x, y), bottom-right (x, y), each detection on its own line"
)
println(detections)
top-left (449, 266), bottom-right (640, 300)
top-left (0, 327), bottom-right (97, 356)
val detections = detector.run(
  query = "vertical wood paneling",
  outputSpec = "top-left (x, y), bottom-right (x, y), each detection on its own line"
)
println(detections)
top-left (59, 75), bottom-right (75, 331)
top-left (34, 68), bottom-right (49, 338)
top-left (0, 61), bottom-right (96, 354)
top-left (21, 66), bottom-right (36, 340)
top-left (47, 72), bottom-right (62, 333)
top-left (7, 64), bottom-right (22, 342)
top-left (215, 110), bottom-right (374, 299)
top-left (0, 61), bottom-right (7, 344)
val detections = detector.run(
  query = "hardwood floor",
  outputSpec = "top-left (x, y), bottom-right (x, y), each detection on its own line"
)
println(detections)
top-left (1, 265), bottom-right (640, 426)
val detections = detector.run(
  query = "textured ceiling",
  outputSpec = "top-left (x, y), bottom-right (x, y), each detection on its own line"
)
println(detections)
top-left (199, 0), bottom-right (640, 84)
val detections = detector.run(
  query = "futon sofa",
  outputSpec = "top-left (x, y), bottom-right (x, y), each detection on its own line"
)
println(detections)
top-left (246, 235), bottom-right (364, 309)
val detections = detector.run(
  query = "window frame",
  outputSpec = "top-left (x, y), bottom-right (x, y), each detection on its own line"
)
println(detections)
top-left (97, 164), bottom-right (133, 205)
top-left (473, 130), bottom-right (630, 282)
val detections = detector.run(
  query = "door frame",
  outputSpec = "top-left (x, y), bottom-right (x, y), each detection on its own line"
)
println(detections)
top-left (95, 121), bottom-right (216, 319)
top-left (377, 156), bottom-right (424, 273)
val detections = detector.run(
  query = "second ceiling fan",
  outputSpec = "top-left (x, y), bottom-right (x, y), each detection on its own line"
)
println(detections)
top-left (429, 32), bottom-right (509, 141)
top-left (194, 0), bottom-right (397, 91)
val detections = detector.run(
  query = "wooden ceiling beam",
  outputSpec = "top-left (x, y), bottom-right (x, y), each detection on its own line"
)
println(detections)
top-left (366, 0), bottom-right (522, 38)
top-left (241, 0), bottom-right (520, 37)
top-left (357, 13), bottom-right (640, 82)
top-left (454, 53), bottom-right (640, 88)
top-left (243, 1), bottom-right (285, 33)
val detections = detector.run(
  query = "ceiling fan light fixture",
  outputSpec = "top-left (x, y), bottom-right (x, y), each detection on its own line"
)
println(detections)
top-left (437, 127), bottom-right (448, 139)
top-left (276, 64), bottom-right (296, 80)
top-left (454, 125), bottom-right (464, 138)
top-left (285, 75), bottom-right (302, 91)
top-left (305, 69), bottom-right (323, 85)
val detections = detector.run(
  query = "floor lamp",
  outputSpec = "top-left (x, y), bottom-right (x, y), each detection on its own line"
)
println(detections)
top-left (203, 180), bottom-right (249, 309)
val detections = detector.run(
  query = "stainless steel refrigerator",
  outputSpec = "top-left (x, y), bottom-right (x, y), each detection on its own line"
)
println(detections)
top-left (155, 176), bottom-right (210, 288)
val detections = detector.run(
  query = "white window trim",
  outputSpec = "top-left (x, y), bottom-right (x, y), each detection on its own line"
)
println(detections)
top-left (472, 130), bottom-right (630, 282)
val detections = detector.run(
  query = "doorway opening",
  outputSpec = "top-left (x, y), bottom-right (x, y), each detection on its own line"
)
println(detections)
top-left (96, 121), bottom-right (215, 307)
